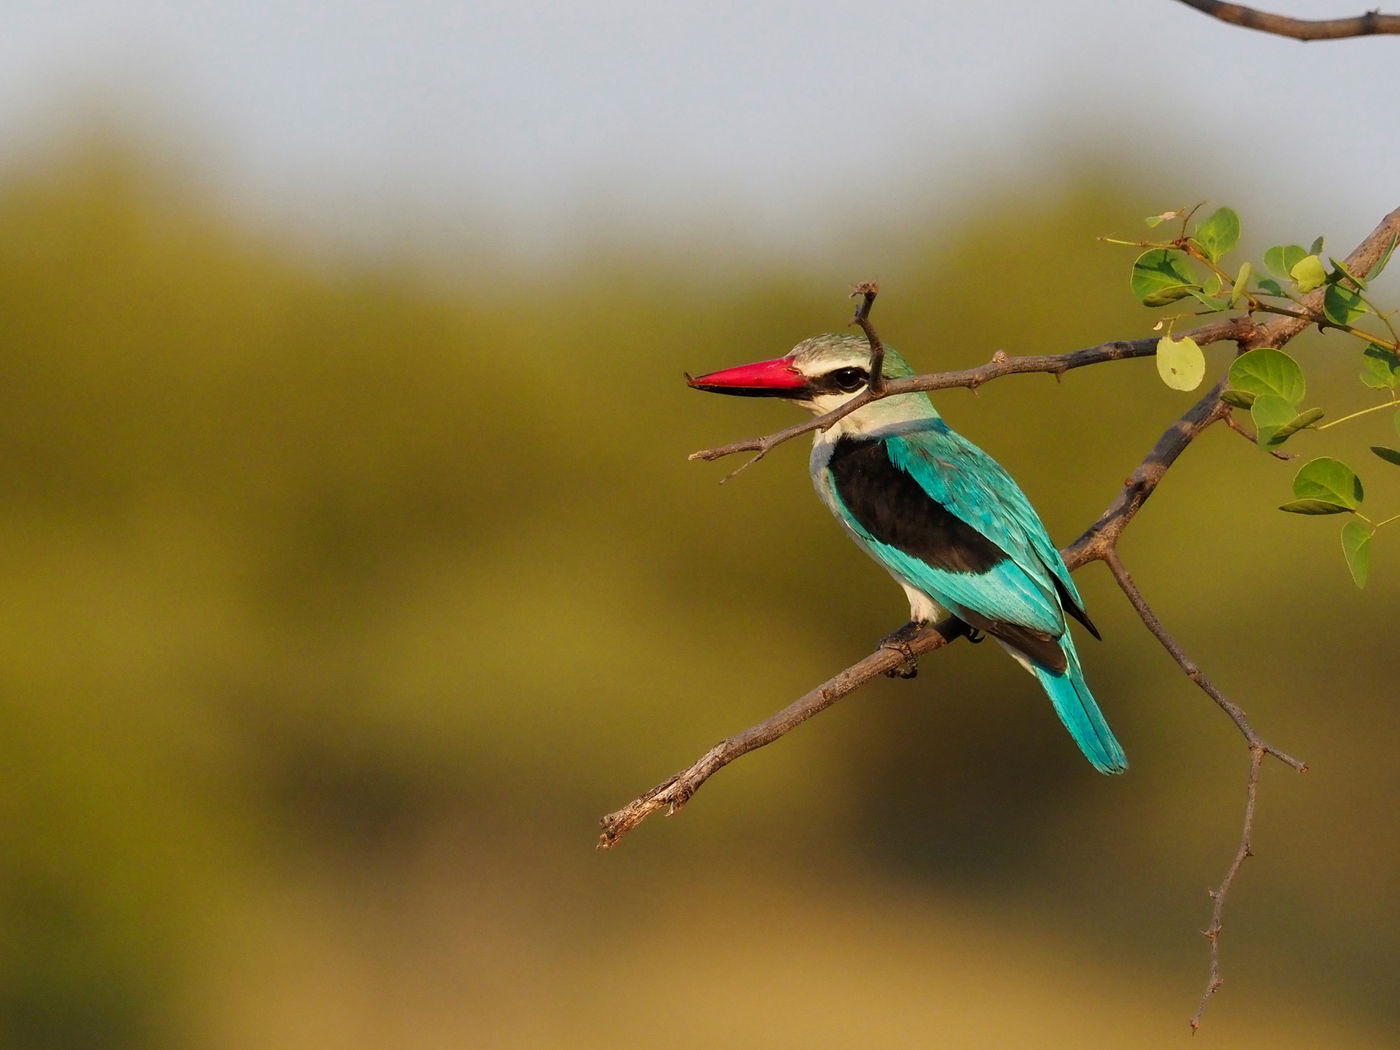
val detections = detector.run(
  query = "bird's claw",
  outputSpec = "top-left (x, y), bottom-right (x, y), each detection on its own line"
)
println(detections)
top-left (879, 621), bottom-right (925, 679)
top-left (966, 627), bottom-right (986, 645)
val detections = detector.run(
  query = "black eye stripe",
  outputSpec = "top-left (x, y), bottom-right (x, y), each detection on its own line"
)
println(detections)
top-left (816, 366), bottom-right (868, 394)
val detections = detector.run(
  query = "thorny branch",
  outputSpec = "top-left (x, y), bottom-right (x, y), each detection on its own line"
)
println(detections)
top-left (601, 204), bottom-right (1400, 1026)
top-left (1194, 744), bottom-right (1266, 1031)
top-left (1172, 0), bottom-right (1400, 40)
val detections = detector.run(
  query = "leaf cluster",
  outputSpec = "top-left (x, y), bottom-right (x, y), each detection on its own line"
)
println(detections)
top-left (1121, 206), bottom-right (1400, 586)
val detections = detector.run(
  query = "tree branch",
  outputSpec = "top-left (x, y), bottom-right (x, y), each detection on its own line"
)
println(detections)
top-left (1063, 378), bottom-right (1233, 565)
top-left (689, 315), bottom-right (1255, 471)
top-left (604, 203), bottom-right (1400, 1023)
top-left (1172, 0), bottom-right (1400, 40)
top-left (1091, 548), bottom-right (1303, 1031)
top-left (1100, 549), bottom-right (1304, 770)
top-left (598, 619), bottom-right (967, 848)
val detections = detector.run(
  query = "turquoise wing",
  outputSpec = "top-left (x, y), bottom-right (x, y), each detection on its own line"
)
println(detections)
top-left (879, 427), bottom-right (1076, 638)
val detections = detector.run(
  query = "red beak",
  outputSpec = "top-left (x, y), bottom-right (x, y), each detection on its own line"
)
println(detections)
top-left (686, 356), bottom-right (810, 398)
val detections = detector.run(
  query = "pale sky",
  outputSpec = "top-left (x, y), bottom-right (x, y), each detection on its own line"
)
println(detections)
top-left (4, 1), bottom-right (1397, 257)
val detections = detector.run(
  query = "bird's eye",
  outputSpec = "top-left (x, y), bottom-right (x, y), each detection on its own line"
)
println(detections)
top-left (829, 367), bottom-right (868, 392)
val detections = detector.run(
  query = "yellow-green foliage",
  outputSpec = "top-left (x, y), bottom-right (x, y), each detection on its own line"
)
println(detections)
top-left (1, 141), bottom-right (1397, 1048)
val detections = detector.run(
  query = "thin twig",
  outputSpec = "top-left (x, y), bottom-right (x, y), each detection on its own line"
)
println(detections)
top-left (1096, 548), bottom-right (1304, 1029)
top-left (1172, 0), bottom-right (1400, 40)
top-left (1191, 745), bottom-right (1266, 1033)
top-left (1100, 550), bottom-right (1305, 770)
top-left (850, 280), bottom-right (887, 394)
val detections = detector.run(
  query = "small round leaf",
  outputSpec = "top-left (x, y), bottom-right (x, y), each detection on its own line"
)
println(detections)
top-left (1229, 261), bottom-right (1253, 308)
top-left (1132, 249), bottom-right (1200, 306)
top-left (1156, 335), bottom-right (1206, 391)
top-left (1290, 254), bottom-right (1327, 293)
top-left (1360, 344), bottom-right (1400, 390)
top-left (1264, 244), bottom-right (1307, 279)
top-left (1292, 457), bottom-right (1363, 510)
top-left (1251, 394), bottom-right (1297, 446)
top-left (1370, 445), bottom-right (1400, 467)
top-left (1370, 234), bottom-right (1397, 282)
top-left (1270, 407), bottom-right (1325, 443)
top-left (1279, 499), bottom-right (1349, 515)
top-left (1324, 284), bottom-right (1367, 327)
top-left (1194, 207), bottom-right (1241, 264)
top-left (1341, 519), bottom-right (1372, 589)
top-left (1228, 348), bottom-right (1305, 404)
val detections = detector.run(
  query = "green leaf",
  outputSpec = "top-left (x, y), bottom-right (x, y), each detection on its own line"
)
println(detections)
top-left (1194, 207), bottom-right (1241, 264)
top-left (1279, 498), bottom-right (1350, 515)
top-left (1264, 244), bottom-right (1307, 279)
top-left (1187, 290), bottom-right (1231, 312)
top-left (1370, 235), bottom-right (1397, 282)
top-left (1290, 254), bottom-right (1327, 293)
top-left (1271, 407), bottom-right (1325, 442)
top-left (1360, 344), bottom-right (1400, 389)
top-left (1220, 388), bottom-right (1255, 408)
top-left (1252, 394), bottom-right (1298, 446)
top-left (1145, 209), bottom-right (1183, 228)
top-left (1230, 261), bottom-right (1253, 307)
top-left (1329, 256), bottom-right (1366, 290)
top-left (1131, 249), bottom-right (1200, 306)
top-left (1341, 519), bottom-right (1372, 588)
top-left (1228, 347), bottom-right (1305, 404)
top-left (1156, 335), bottom-right (1206, 391)
top-left (1324, 283), bottom-right (1367, 327)
top-left (1292, 456), bottom-right (1363, 510)
top-left (1371, 445), bottom-right (1400, 467)
top-left (1255, 277), bottom-right (1285, 297)
top-left (1309, 235), bottom-right (1326, 256)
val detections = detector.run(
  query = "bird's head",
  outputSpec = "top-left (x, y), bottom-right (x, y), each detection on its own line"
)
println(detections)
top-left (687, 333), bottom-right (928, 422)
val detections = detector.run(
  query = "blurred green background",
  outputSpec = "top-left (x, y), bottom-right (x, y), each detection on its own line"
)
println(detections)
top-left (2, 131), bottom-right (1399, 1050)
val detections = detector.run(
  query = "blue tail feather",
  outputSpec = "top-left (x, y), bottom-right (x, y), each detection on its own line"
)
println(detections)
top-left (1032, 644), bottom-right (1127, 775)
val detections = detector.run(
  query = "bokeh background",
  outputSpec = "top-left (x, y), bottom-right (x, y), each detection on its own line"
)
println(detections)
top-left (4, 3), bottom-right (1399, 1047)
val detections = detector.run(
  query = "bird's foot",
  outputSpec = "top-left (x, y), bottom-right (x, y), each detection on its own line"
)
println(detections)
top-left (878, 620), bottom-right (927, 679)
top-left (965, 626), bottom-right (986, 645)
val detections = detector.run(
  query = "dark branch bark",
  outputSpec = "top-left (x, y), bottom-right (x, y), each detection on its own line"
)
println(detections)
top-left (1173, 0), bottom-right (1400, 40)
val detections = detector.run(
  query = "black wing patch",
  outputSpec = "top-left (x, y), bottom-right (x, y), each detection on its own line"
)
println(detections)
top-left (826, 437), bottom-right (1007, 575)
top-left (828, 436), bottom-right (1079, 672)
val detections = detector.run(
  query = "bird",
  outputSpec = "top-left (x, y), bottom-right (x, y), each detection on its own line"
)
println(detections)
top-left (687, 332), bottom-right (1127, 774)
